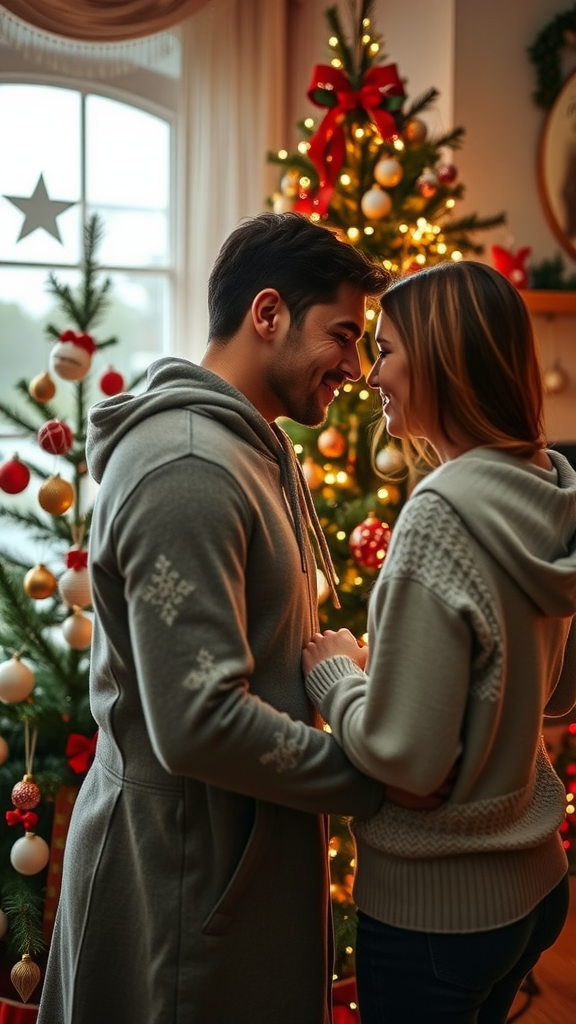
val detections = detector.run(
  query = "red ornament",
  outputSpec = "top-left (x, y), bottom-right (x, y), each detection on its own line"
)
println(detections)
top-left (491, 245), bottom-right (532, 290)
top-left (317, 426), bottom-right (347, 459)
top-left (11, 776), bottom-right (41, 810)
top-left (349, 513), bottom-right (391, 569)
top-left (99, 367), bottom-right (125, 396)
top-left (0, 456), bottom-right (30, 494)
top-left (437, 162), bottom-right (458, 184)
top-left (416, 170), bottom-right (438, 199)
top-left (38, 420), bottom-right (74, 455)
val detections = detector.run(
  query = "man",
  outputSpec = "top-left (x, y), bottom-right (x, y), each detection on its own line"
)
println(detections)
top-left (37, 213), bottom-right (388, 1024)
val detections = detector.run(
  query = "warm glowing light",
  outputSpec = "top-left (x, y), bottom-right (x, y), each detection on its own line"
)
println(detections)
top-left (399, 223), bottom-right (408, 233)
top-left (336, 531), bottom-right (346, 541)
top-left (340, 173), bottom-right (351, 185)
top-left (350, 1003), bottom-right (358, 1010)
top-left (336, 471), bottom-right (348, 484)
top-left (345, 946), bottom-right (354, 955)
top-left (369, 43), bottom-right (379, 55)
top-left (323, 723), bottom-right (333, 733)
top-left (359, 389), bottom-right (370, 400)
top-left (394, 138), bottom-right (405, 151)
top-left (354, 576), bottom-right (363, 586)
top-left (300, 175), bottom-right (311, 188)
top-left (293, 443), bottom-right (303, 454)
top-left (329, 35), bottom-right (338, 46)
top-left (378, 487), bottom-right (389, 500)
top-left (329, 848), bottom-right (338, 858)
top-left (362, 18), bottom-right (370, 28)
top-left (325, 472), bottom-right (335, 484)
top-left (331, 58), bottom-right (343, 69)
top-left (278, 149), bottom-right (288, 160)
top-left (451, 250), bottom-right (463, 261)
top-left (347, 227), bottom-right (361, 242)
top-left (383, 259), bottom-right (394, 270)
top-left (416, 254), bottom-right (426, 265)
top-left (417, 217), bottom-right (427, 229)
top-left (446, 198), bottom-right (456, 209)
top-left (304, 117), bottom-right (315, 129)
top-left (298, 142), bottom-right (310, 155)
top-left (567, 793), bottom-right (574, 801)
top-left (310, 212), bottom-right (321, 222)
top-left (354, 128), bottom-right (365, 139)
top-left (365, 309), bottom-right (376, 321)
top-left (343, 382), bottom-right (353, 391)
top-left (567, 805), bottom-right (575, 814)
top-left (364, 225), bottom-right (375, 235)
top-left (437, 242), bottom-right (447, 254)
top-left (362, 34), bottom-right (371, 45)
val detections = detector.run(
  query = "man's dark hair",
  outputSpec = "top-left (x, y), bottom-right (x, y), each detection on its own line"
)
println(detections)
top-left (207, 212), bottom-right (389, 341)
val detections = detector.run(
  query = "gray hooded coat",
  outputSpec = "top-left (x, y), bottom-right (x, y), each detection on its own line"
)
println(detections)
top-left (37, 357), bottom-right (382, 1024)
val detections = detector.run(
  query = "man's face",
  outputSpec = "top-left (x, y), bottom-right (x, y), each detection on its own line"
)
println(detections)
top-left (265, 282), bottom-right (366, 426)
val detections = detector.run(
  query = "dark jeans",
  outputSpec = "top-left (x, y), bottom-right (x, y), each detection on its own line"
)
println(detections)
top-left (355, 873), bottom-right (570, 1024)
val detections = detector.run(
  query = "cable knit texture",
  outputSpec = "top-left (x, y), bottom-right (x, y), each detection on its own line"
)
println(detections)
top-left (305, 448), bottom-right (576, 932)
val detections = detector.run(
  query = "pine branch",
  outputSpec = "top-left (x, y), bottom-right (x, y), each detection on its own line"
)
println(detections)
top-left (441, 211), bottom-right (507, 233)
top-left (45, 275), bottom-right (84, 328)
top-left (325, 5), bottom-right (355, 80)
top-left (0, 401), bottom-right (42, 436)
top-left (13, 380), bottom-right (59, 423)
top-left (0, 506), bottom-right (72, 545)
top-left (402, 88), bottom-right (440, 119)
top-left (1, 879), bottom-right (46, 956)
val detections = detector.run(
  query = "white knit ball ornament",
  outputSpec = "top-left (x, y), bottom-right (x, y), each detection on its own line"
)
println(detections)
top-left (62, 610), bottom-right (93, 650)
top-left (0, 656), bottom-right (35, 703)
top-left (59, 567), bottom-right (92, 608)
top-left (50, 340), bottom-right (92, 382)
top-left (361, 186), bottom-right (392, 220)
top-left (10, 833), bottom-right (50, 875)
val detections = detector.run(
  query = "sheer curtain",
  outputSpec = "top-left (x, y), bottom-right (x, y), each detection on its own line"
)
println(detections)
top-left (176, 0), bottom-right (287, 359)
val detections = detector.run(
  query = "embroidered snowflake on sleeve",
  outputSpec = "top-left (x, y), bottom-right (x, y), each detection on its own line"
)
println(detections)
top-left (140, 554), bottom-right (195, 626)
top-left (260, 731), bottom-right (305, 773)
top-left (183, 648), bottom-right (218, 690)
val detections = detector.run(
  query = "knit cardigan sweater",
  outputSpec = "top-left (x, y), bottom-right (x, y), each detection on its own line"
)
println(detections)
top-left (306, 448), bottom-right (576, 933)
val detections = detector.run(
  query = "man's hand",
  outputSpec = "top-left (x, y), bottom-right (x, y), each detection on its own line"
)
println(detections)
top-left (303, 628), bottom-right (368, 674)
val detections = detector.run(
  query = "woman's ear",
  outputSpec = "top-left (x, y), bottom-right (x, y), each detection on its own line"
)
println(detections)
top-left (251, 288), bottom-right (288, 339)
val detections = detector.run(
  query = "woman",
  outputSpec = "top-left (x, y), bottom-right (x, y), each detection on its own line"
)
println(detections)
top-left (302, 261), bottom-right (576, 1024)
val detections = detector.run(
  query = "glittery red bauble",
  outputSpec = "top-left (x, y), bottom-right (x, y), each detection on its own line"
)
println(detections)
top-left (349, 514), bottom-right (391, 569)
top-left (317, 426), bottom-right (347, 459)
top-left (416, 171), bottom-right (438, 199)
top-left (99, 368), bottom-right (125, 396)
top-left (0, 457), bottom-right (30, 494)
top-left (37, 420), bottom-right (74, 455)
top-left (437, 162), bottom-right (457, 184)
top-left (11, 778), bottom-right (41, 810)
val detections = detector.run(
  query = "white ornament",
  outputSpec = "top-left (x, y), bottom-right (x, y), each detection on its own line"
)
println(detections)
top-left (0, 908), bottom-right (8, 939)
top-left (375, 445), bottom-right (405, 475)
top-left (0, 656), bottom-right (35, 703)
top-left (10, 833), bottom-right (50, 875)
top-left (50, 340), bottom-right (92, 382)
top-left (361, 186), bottom-right (392, 220)
top-left (0, 735), bottom-right (9, 765)
top-left (374, 157), bottom-right (403, 188)
top-left (59, 567), bottom-right (92, 609)
top-left (62, 610), bottom-right (93, 650)
top-left (316, 569), bottom-right (331, 606)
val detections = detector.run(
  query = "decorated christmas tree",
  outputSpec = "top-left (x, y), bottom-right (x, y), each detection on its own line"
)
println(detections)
top-left (268, 1), bottom-right (507, 989)
top-left (0, 214), bottom-right (132, 1005)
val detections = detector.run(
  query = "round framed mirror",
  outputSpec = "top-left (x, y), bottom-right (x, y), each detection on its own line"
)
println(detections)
top-left (538, 67), bottom-right (576, 261)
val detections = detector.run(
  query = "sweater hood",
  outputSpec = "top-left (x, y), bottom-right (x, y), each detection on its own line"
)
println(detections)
top-left (86, 356), bottom-right (339, 603)
top-left (413, 447), bottom-right (576, 618)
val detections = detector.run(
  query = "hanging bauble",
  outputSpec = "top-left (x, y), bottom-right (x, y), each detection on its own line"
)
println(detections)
top-left (375, 444), bottom-right (406, 476)
top-left (317, 426), bottom-right (347, 459)
top-left (316, 568), bottom-right (331, 605)
top-left (0, 736), bottom-right (9, 765)
top-left (302, 456), bottom-right (325, 490)
top-left (361, 186), bottom-right (392, 220)
top-left (280, 168), bottom-right (301, 197)
top-left (24, 563), bottom-right (58, 600)
top-left (0, 655), bottom-right (35, 704)
top-left (99, 367), bottom-right (125, 396)
top-left (59, 549), bottom-right (91, 608)
top-left (10, 954), bottom-right (41, 1004)
top-left (417, 170), bottom-right (438, 199)
top-left (374, 156), bottom-right (403, 188)
top-left (50, 329), bottom-right (97, 382)
top-left (0, 908), bottom-right (7, 940)
top-left (404, 117), bottom-right (428, 146)
top-left (62, 609), bottom-right (93, 650)
top-left (543, 363), bottom-right (569, 395)
top-left (0, 456), bottom-right (30, 494)
top-left (11, 775), bottom-right (41, 811)
top-left (349, 513), bottom-right (391, 569)
top-left (436, 162), bottom-right (458, 184)
top-left (10, 832), bottom-right (50, 875)
top-left (38, 475), bottom-right (75, 516)
top-left (37, 419), bottom-right (74, 455)
top-left (28, 370), bottom-right (56, 403)
top-left (272, 193), bottom-right (295, 214)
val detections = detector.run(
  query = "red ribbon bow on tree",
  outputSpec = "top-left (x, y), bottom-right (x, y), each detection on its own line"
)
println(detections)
top-left (66, 731), bottom-right (98, 774)
top-left (66, 548), bottom-right (89, 571)
top-left (300, 63), bottom-right (405, 215)
top-left (59, 329), bottom-right (97, 355)
top-left (6, 808), bottom-right (38, 829)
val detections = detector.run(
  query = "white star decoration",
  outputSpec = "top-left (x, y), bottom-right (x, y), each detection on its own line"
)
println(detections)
top-left (3, 174), bottom-right (76, 243)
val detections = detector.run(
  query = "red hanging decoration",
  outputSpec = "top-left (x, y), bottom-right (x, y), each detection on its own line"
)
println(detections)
top-left (0, 455), bottom-right (30, 494)
top-left (349, 512), bottom-right (391, 569)
top-left (38, 419), bottom-right (74, 455)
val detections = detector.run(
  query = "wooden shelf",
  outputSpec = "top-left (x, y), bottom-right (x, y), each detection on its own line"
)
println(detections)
top-left (519, 290), bottom-right (576, 315)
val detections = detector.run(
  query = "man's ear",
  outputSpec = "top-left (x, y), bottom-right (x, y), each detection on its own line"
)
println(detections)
top-left (251, 288), bottom-right (288, 339)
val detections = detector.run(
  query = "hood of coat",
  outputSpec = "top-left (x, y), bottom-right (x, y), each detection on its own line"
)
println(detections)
top-left (412, 447), bottom-right (576, 619)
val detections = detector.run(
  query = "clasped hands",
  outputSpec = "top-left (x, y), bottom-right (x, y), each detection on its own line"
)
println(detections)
top-left (302, 627), bottom-right (459, 811)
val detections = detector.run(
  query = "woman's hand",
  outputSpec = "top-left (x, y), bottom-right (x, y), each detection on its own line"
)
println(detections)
top-left (302, 628), bottom-right (368, 674)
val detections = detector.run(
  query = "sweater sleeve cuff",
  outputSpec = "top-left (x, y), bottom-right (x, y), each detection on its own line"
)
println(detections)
top-left (305, 655), bottom-right (365, 706)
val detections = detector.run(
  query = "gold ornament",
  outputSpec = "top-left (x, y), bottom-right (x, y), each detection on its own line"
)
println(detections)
top-left (302, 457), bottom-right (325, 490)
top-left (23, 563), bottom-right (58, 600)
top-left (38, 475), bottom-right (75, 516)
top-left (28, 371), bottom-right (56, 403)
top-left (404, 117), bottom-right (428, 146)
top-left (10, 953), bottom-right (41, 1003)
top-left (374, 156), bottom-right (403, 188)
top-left (62, 609), bottom-right (93, 650)
top-left (543, 362), bottom-right (569, 395)
top-left (317, 426), bottom-right (347, 459)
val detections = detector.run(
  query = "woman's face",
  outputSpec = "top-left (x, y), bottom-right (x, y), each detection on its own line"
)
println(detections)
top-left (367, 311), bottom-right (431, 440)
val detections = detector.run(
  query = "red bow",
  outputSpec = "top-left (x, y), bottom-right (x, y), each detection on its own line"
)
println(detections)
top-left (6, 808), bottom-right (38, 829)
top-left (303, 63), bottom-right (405, 212)
top-left (66, 548), bottom-right (88, 571)
top-left (66, 731), bottom-right (98, 774)
top-left (59, 329), bottom-right (97, 355)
